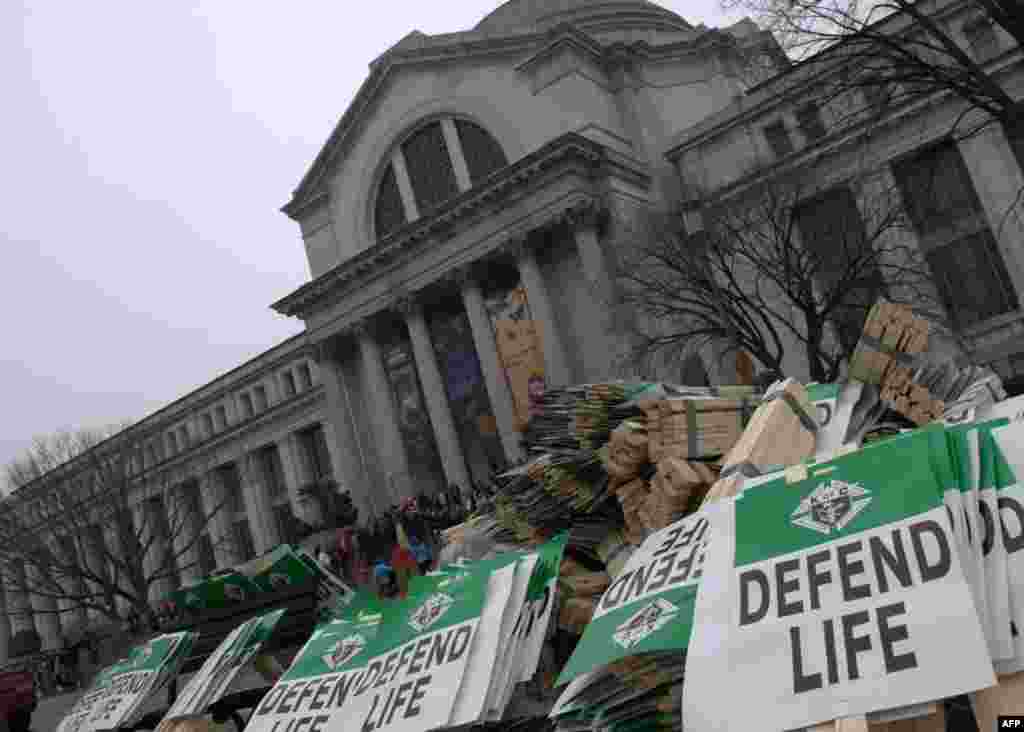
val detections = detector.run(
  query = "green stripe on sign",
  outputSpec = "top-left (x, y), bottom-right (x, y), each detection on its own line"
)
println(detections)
top-left (734, 428), bottom-right (942, 567)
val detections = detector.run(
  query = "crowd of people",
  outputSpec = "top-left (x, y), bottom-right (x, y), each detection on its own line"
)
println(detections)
top-left (316, 479), bottom-right (501, 598)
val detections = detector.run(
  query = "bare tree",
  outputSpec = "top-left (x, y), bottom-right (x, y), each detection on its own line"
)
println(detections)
top-left (619, 173), bottom-right (948, 383)
top-left (0, 428), bottom-right (228, 631)
top-left (727, 0), bottom-right (1023, 144)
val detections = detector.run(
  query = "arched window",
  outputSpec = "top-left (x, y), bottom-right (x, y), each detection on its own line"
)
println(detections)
top-left (456, 119), bottom-right (508, 184)
top-left (373, 117), bottom-right (508, 239)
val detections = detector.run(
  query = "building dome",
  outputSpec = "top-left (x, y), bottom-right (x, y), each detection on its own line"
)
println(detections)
top-left (474, 0), bottom-right (692, 35)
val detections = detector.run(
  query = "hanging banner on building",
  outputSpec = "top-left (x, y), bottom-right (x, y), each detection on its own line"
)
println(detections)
top-left (487, 285), bottom-right (546, 430)
top-left (683, 429), bottom-right (995, 732)
top-left (160, 609), bottom-right (285, 723)
top-left (244, 571), bottom-right (488, 732)
top-left (57, 631), bottom-right (195, 732)
top-left (555, 512), bottom-right (710, 686)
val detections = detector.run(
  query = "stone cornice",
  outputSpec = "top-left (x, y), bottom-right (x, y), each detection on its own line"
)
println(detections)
top-left (273, 133), bottom-right (649, 319)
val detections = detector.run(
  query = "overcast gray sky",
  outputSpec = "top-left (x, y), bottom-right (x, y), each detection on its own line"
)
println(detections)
top-left (1, 0), bottom-right (740, 480)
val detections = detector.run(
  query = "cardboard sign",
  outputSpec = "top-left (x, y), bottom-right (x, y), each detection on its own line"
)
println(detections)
top-left (556, 510), bottom-right (711, 686)
top-left (684, 429), bottom-right (994, 732)
top-left (161, 609), bottom-right (285, 723)
top-left (991, 422), bottom-right (1024, 674)
top-left (244, 572), bottom-right (487, 732)
top-left (57, 632), bottom-right (195, 732)
top-left (515, 533), bottom-right (569, 684)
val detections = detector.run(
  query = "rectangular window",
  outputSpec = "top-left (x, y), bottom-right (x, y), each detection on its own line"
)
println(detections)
top-left (273, 503), bottom-right (298, 546)
top-left (218, 463), bottom-right (245, 515)
top-left (167, 432), bottom-right (178, 455)
top-left (892, 140), bottom-right (1019, 329)
top-left (297, 363), bottom-right (313, 390)
top-left (240, 393), bottom-right (254, 419)
top-left (297, 425), bottom-right (333, 481)
top-left (964, 19), bottom-right (999, 62)
top-left (178, 425), bottom-right (190, 449)
top-left (197, 533), bottom-right (216, 575)
top-left (281, 370), bottom-right (297, 398)
top-left (257, 445), bottom-right (288, 499)
top-left (796, 103), bottom-right (827, 142)
top-left (924, 229), bottom-right (1017, 328)
top-left (763, 120), bottom-right (794, 158)
top-left (215, 405), bottom-right (228, 431)
top-left (254, 385), bottom-right (268, 412)
top-left (233, 520), bottom-right (256, 561)
top-left (202, 413), bottom-right (214, 438)
top-left (794, 185), bottom-right (885, 352)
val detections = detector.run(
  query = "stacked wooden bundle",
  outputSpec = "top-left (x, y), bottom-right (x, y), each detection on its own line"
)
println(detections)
top-left (614, 458), bottom-right (715, 541)
top-left (604, 421), bottom-right (649, 483)
top-left (641, 396), bottom-right (752, 461)
top-left (557, 556), bottom-right (611, 635)
top-left (703, 378), bottom-right (817, 504)
top-left (848, 301), bottom-right (930, 386)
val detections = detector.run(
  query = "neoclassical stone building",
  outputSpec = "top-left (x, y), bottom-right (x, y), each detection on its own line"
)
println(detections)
top-left (2, 0), bottom-right (1022, 661)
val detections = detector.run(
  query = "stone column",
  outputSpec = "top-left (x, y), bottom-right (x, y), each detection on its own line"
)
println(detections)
top-left (0, 580), bottom-right (11, 665)
top-left (569, 203), bottom-right (620, 381)
top-left (201, 473), bottom-right (236, 569)
top-left (51, 536), bottom-right (87, 633)
top-left (132, 502), bottom-right (173, 606)
top-left (277, 433), bottom-right (323, 529)
top-left (101, 524), bottom-right (132, 620)
top-left (457, 268), bottom-right (524, 463)
top-left (958, 126), bottom-right (1024, 301)
top-left (355, 321), bottom-right (413, 503)
top-left (241, 453), bottom-right (281, 555)
top-left (26, 564), bottom-right (61, 651)
top-left (316, 339), bottom-right (378, 524)
top-left (511, 237), bottom-right (574, 388)
top-left (399, 296), bottom-right (473, 495)
top-left (170, 484), bottom-right (203, 585)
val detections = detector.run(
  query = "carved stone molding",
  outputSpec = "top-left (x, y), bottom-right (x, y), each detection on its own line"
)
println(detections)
top-left (563, 199), bottom-right (606, 234)
top-left (502, 233), bottom-right (532, 262)
top-left (342, 319), bottom-right (371, 340)
top-left (447, 263), bottom-right (479, 291)
top-left (392, 293), bottom-right (422, 319)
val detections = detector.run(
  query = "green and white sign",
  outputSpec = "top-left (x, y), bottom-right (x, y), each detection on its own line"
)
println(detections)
top-left (684, 429), bottom-right (994, 732)
top-left (991, 422), bottom-right (1024, 674)
top-left (244, 571), bottom-right (487, 732)
top-left (161, 609), bottom-right (286, 723)
top-left (57, 631), bottom-right (195, 732)
top-left (556, 511), bottom-right (710, 686)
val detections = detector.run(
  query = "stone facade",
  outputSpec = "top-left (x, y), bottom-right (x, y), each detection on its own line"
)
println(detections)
top-left (2, 0), bottom-right (1022, 663)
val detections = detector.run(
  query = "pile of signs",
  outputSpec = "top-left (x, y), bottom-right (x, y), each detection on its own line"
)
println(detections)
top-left (549, 392), bottom-right (1024, 731)
top-left (159, 545), bottom-right (353, 623)
top-left (243, 534), bottom-right (568, 732)
top-left (56, 631), bottom-right (196, 732)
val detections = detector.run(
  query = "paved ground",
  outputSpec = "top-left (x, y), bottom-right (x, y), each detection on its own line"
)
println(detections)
top-left (30, 691), bottom-right (80, 732)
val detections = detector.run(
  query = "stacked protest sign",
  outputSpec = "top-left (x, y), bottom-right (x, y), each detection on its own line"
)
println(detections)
top-left (244, 569), bottom-right (489, 732)
top-left (160, 545), bottom-right (354, 622)
top-left (682, 428), bottom-right (995, 732)
top-left (548, 510), bottom-right (709, 732)
top-left (159, 609), bottom-right (286, 725)
top-left (989, 422), bottom-right (1024, 674)
top-left (57, 631), bottom-right (196, 732)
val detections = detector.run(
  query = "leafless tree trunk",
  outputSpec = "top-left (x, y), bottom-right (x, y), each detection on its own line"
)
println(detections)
top-left (0, 428), bottom-right (228, 631)
top-left (619, 173), bottom-right (947, 382)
